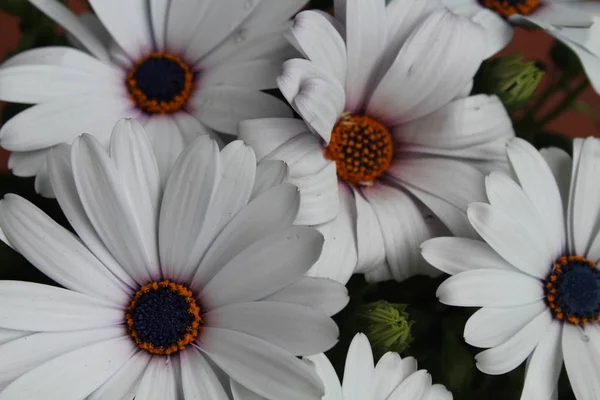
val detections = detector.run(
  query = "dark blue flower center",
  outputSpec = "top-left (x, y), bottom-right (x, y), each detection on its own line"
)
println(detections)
top-left (126, 53), bottom-right (194, 114)
top-left (545, 256), bottom-right (600, 326)
top-left (126, 281), bottom-right (201, 355)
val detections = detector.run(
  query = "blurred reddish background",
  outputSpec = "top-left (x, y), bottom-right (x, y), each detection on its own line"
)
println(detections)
top-left (0, 1), bottom-right (599, 172)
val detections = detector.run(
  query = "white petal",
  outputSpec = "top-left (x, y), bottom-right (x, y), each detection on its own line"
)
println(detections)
top-left (47, 144), bottom-right (136, 288)
top-left (250, 160), bottom-right (289, 200)
top-left (205, 301), bottom-right (338, 356)
top-left (143, 115), bottom-right (187, 184)
top-left (289, 11), bottom-right (347, 85)
top-left (562, 323), bottom-right (600, 400)
top-left (193, 183), bottom-right (299, 291)
top-left (421, 237), bottom-right (517, 276)
top-left (304, 354), bottom-right (343, 400)
top-left (469, 8), bottom-right (512, 58)
top-left (8, 149), bottom-right (48, 177)
top-left (71, 134), bottom-right (161, 284)
top-left (133, 356), bottom-right (178, 400)
top-left (28, 0), bottom-right (110, 60)
top-left (307, 184), bottom-right (357, 284)
top-left (506, 138), bottom-right (565, 257)
top-left (0, 95), bottom-right (135, 152)
top-left (88, 351), bottom-right (151, 400)
top-left (344, 0), bottom-right (386, 112)
top-left (200, 227), bottom-right (323, 309)
top-left (181, 348), bottom-right (229, 400)
top-left (565, 137), bottom-right (600, 257)
top-left (0, 65), bottom-right (123, 104)
top-left (539, 147), bottom-right (572, 218)
top-left (173, 111), bottom-right (219, 145)
top-left (354, 188), bottom-right (386, 274)
top-left (475, 311), bottom-right (552, 375)
top-left (372, 352), bottom-right (407, 399)
top-left (528, 2), bottom-right (598, 26)
top-left (437, 269), bottom-right (544, 307)
top-left (0, 195), bottom-right (129, 304)
top-left (109, 118), bottom-right (162, 261)
top-left (230, 380), bottom-right (269, 400)
top-left (467, 202), bottom-right (553, 280)
top-left (262, 277), bottom-right (349, 317)
top-left (149, 0), bottom-right (169, 50)
top-left (464, 301), bottom-right (548, 348)
top-left (342, 333), bottom-right (374, 400)
top-left (237, 118), bottom-right (310, 161)
top-left (0, 328), bottom-right (28, 346)
top-left (89, 0), bottom-right (153, 59)
top-left (190, 86), bottom-right (292, 134)
top-left (158, 135), bottom-right (220, 282)
top-left (34, 167), bottom-right (54, 198)
top-left (521, 321), bottom-right (563, 400)
top-left (0, 281), bottom-right (123, 331)
top-left (0, 47), bottom-right (115, 75)
top-left (202, 60), bottom-right (282, 90)
top-left (0, 336), bottom-right (136, 400)
top-left (164, 0), bottom-right (209, 54)
top-left (426, 384), bottom-right (452, 400)
top-left (388, 369), bottom-right (431, 400)
top-left (0, 326), bottom-right (124, 386)
top-left (200, 327), bottom-right (324, 400)
top-left (367, 9), bottom-right (485, 125)
top-left (485, 171), bottom-right (560, 266)
top-left (362, 184), bottom-right (431, 282)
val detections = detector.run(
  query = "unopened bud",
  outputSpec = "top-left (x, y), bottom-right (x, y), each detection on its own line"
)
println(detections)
top-left (356, 301), bottom-right (414, 358)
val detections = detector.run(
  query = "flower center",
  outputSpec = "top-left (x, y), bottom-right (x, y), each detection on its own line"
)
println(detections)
top-left (126, 280), bottom-right (202, 355)
top-left (544, 256), bottom-right (600, 326)
top-left (478, 0), bottom-right (540, 17)
top-left (324, 113), bottom-right (394, 186)
top-left (126, 52), bottom-right (194, 114)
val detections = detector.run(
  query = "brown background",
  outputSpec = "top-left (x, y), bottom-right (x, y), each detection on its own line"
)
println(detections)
top-left (1, 1), bottom-right (599, 171)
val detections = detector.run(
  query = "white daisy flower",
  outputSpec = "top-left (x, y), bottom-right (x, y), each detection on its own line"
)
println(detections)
top-left (422, 137), bottom-right (600, 399)
top-left (442, 0), bottom-right (600, 92)
top-left (0, 0), bottom-right (306, 195)
top-left (239, 0), bottom-right (514, 283)
top-left (228, 333), bottom-right (452, 400)
top-left (0, 118), bottom-right (348, 400)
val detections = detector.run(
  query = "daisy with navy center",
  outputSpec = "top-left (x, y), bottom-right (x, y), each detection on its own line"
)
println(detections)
top-left (0, 118), bottom-right (348, 400)
top-left (423, 137), bottom-right (600, 399)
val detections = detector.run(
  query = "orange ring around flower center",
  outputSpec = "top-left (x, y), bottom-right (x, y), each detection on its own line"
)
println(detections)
top-left (126, 280), bottom-right (201, 355)
top-left (324, 113), bottom-right (394, 186)
top-left (126, 52), bottom-right (194, 114)
top-left (479, 0), bottom-right (540, 18)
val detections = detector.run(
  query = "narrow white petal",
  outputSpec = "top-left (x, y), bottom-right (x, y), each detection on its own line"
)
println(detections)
top-left (388, 369), bottom-right (432, 400)
top-left (200, 227), bottom-right (323, 309)
top-left (149, 0), bottom-right (169, 50)
top-left (71, 134), bottom-right (161, 284)
top-left (143, 115), bottom-right (187, 184)
top-left (159, 135), bottom-right (220, 282)
top-left (562, 324), bottom-right (600, 400)
top-left (342, 333), bottom-right (374, 400)
top-left (467, 202), bottom-right (553, 280)
top-left (230, 379), bottom-right (270, 400)
top-left (345, 0), bottom-right (386, 112)
top-left (164, 0), bottom-right (210, 54)
top-left (307, 184), bottom-right (357, 284)
top-left (202, 60), bottom-right (282, 90)
top-left (0, 195), bottom-right (129, 304)
top-left (0, 336), bottom-right (136, 400)
top-left (354, 189), bottom-right (386, 274)
top-left (89, 0), bottom-right (153, 59)
top-left (172, 111), bottom-right (219, 145)
top-left (506, 138), bottom-right (565, 257)
top-left (464, 301), bottom-right (547, 348)
top-left (193, 183), bottom-right (299, 290)
top-left (539, 147), bottom-right (572, 219)
top-left (133, 356), bottom-right (178, 400)
top-left (200, 327), bottom-right (324, 400)
top-left (250, 160), bottom-right (289, 201)
top-left (0, 281), bottom-right (123, 331)
top-left (47, 144), bottom-right (136, 288)
top-left (421, 237), bottom-right (517, 276)
top-left (238, 118), bottom-right (310, 161)
top-left (28, 0), bottom-right (109, 60)
top-left (205, 301), bottom-right (338, 356)
top-left (180, 348), bottom-right (229, 400)
top-left (304, 354), bottom-right (343, 400)
top-left (475, 311), bottom-right (552, 375)
top-left (8, 149), bottom-right (48, 177)
top-left (263, 277), bottom-right (349, 317)
top-left (190, 86), bottom-right (292, 135)
top-left (372, 352), bottom-right (406, 399)
top-left (0, 326), bottom-right (124, 386)
top-left (0, 328), bottom-right (28, 346)
top-left (437, 269), bottom-right (544, 307)
top-left (88, 351), bottom-right (151, 400)
top-left (521, 321), bottom-right (563, 400)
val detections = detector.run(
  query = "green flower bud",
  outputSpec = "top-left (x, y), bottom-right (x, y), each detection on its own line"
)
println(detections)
top-left (356, 301), bottom-right (414, 358)
top-left (475, 54), bottom-right (544, 112)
